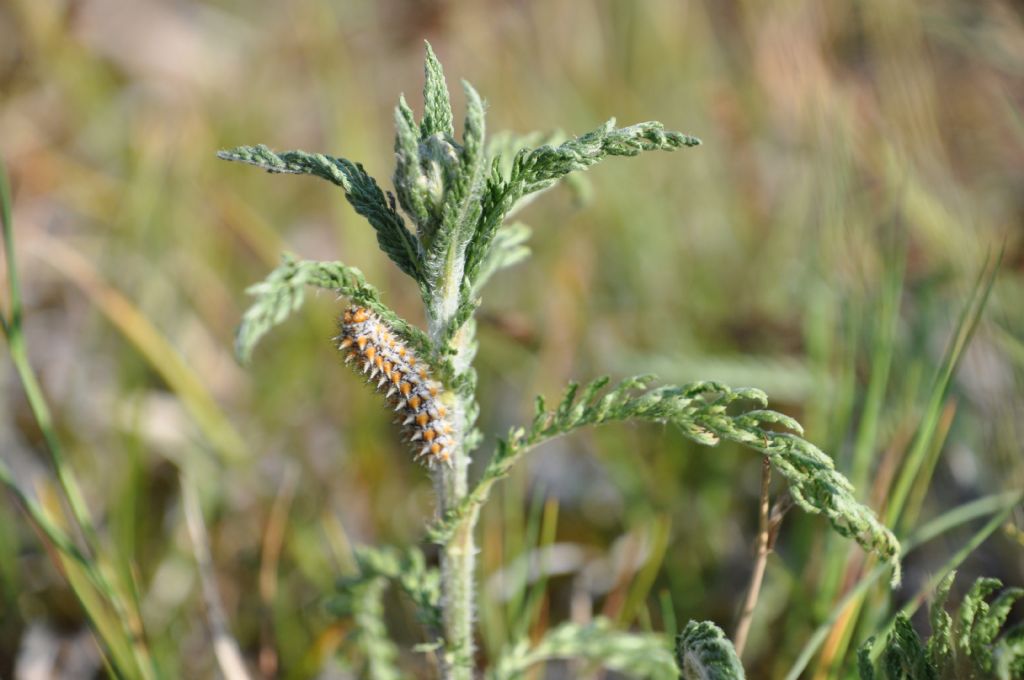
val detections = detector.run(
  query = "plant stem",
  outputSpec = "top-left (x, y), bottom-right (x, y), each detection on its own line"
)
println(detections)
top-left (734, 455), bottom-right (771, 657)
top-left (429, 291), bottom-right (476, 679)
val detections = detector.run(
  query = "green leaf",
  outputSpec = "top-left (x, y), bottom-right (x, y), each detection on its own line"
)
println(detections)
top-left (470, 221), bottom-right (531, 294)
top-left (461, 120), bottom-right (699, 299)
top-left (423, 83), bottom-right (488, 309)
top-left (859, 640), bottom-right (877, 680)
top-left (330, 545), bottom-right (442, 637)
top-left (351, 576), bottom-right (403, 680)
top-left (460, 166), bottom-right (523, 301)
top-left (486, 130), bottom-right (566, 186)
top-left (342, 160), bottom-right (426, 284)
top-left (995, 624), bottom-right (1024, 680)
top-left (512, 118), bottom-right (700, 196)
top-left (235, 255), bottom-right (370, 363)
top-left (487, 618), bottom-right (678, 680)
top-left (959, 578), bottom-right (1003, 663)
top-left (974, 587), bottom-right (1024, 668)
top-left (462, 79), bottom-right (485, 164)
top-left (235, 255), bottom-right (435, 370)
top-left (859, 574), bottom-right (1024, 679)
top-left (217, 143), bottom-right (351, 184)
top-left (963, 577), bottom-right (1018, 676)
top-left (218, 145), bottom-right (425, 283)
top-left (880, 615), bottom-right (934, 680)
top-left (927, 572), bottom-right (955, 672)
top-left (431, 376), bottom-right (901, 581)
top-left (675, 620), bottom-right (746, 680)
top-left (439, 80), bottom-right (488, 263)
top-left (393, 95), bottom-right (431, 229)
top-left (421, 41), bottom-right (454, 139)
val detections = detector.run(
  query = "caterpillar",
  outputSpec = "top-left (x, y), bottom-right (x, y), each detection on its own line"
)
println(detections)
top-left (336, 305), bottom-right (454, 466)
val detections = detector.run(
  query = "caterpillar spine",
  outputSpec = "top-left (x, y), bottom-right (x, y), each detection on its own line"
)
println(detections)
top-left (336, 305), bottom-right (455, 466)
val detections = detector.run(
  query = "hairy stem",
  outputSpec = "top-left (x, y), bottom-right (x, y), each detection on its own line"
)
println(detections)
top-left (734, 455), bottom-right (771, 657)
top-left (429, 271), bottom-right (476, 679)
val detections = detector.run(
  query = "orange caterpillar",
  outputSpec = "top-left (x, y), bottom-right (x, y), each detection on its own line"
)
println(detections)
top-left (336, 306), bottom-right (454, 466)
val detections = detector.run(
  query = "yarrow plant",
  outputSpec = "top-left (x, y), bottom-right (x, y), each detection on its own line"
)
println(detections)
top-left (219, 44), bottom-right (903, 679)
top-left (858, 572), bottom-right (1024, 680)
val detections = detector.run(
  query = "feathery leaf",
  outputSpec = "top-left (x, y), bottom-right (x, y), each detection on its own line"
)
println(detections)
top-left (218, 145), bottom-right (425, 282)
top-left (431, 376), bottom-right (901, 582)
top-left (860, 573), bottom-right (1024, 679)
top-left (462, 120), bottom-right (699, 299)
top-left (421, 42), bottom-right (454, 139)
top-left (487, 618), bottom-right (677, 680)
top-left (235, 255), bottom-right (435, 369)
top-left (675, 620), bottom-right (746, 680)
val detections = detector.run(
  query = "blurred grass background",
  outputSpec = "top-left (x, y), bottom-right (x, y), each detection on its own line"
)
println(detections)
top-left (0, 0), bottom-right (1022, 677)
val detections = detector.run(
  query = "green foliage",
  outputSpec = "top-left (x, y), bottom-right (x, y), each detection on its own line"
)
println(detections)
top-left (2, 7), bottom-right (1019, 680)
top-left (222, 43), bottom-right (698, 347)
top-left (340, 574), bottom-right (403, 680)
top-left (470, 221), bottom-right (531, 295)
top-left (486, 617), bottom-right (678, 680)
top-left (222, 46), bottom-right (715, 679)
top-left (329, 546), bottom-right (442, 638)
top-left (786, 492), bottom-right (1022, 680)
top-left (234, 253), bottom-right (438, 371)
top-left (675, 620), bottom-right (746, 680)
top-left (326, 546), bottom-right (447, 679)
top-left (234, 254), bottom-right (369, 362)
top-left (859, 573), bottom-right (1024, 680)
top-left (432, 376), bottom-right (901, 583)
top-left (216, 145), bottom-right (426, 284)
top-left (420, 79), bottom-right (486, 317)
top-left (421, 42), bottom-right (455, 140)
top-left (457, 119), bottom-right (700, 333)
top-left (513, 118), bottom-right (700, 194)
top-left (220, 43), bottom-right (899, 680)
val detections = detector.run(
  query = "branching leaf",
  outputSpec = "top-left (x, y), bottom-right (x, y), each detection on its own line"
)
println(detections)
top-left (859, 642), bottom-right (878, 680)
top-left (218, 145), bottom-right (425, 283)
top-left (328, 546), bottom-right (439, 680)
top-left (421, 42), bottom-right (454, 139)
top-left (958, 578), bottom-right (1003, 663)
top-left (217, 143), bottom-right (351, 184)
top-left (423, 81), bottom-right (488, 311)
top-left (470, 221), bottom-right (531, 294)
top-left (860, 573), bottom-right (1024, 680)
top-left (882, 615), bottom-right (934, 679)
top-left (928, 573), bottom-right (955, 672)
top-left (329, 545), bottom-right (442, 638)
top-left (351, 577), bottom-right (403, 680)
top-left (486, 618), bottom-right (677, 680)
top-left (462, 120), bottom-right (700, 301)
top-left (485, 129), bottom-right (571, 217)
top-left (393, 95), bottom-right (432, 229)
top-left (235, 255), bottom-right (436, 371)
top-left (236, 255), bottom-right (369, 363)
top-left (512, 118), bottom-right (701, 196)
top-left (675, 620), bottom-right (746, 680)
top-left (431, 376), bottom-right (901, 583)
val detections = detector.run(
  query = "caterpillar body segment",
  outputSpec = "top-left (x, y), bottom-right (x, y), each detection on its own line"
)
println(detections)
top-left (337, 306), bottom-right (455, 466)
